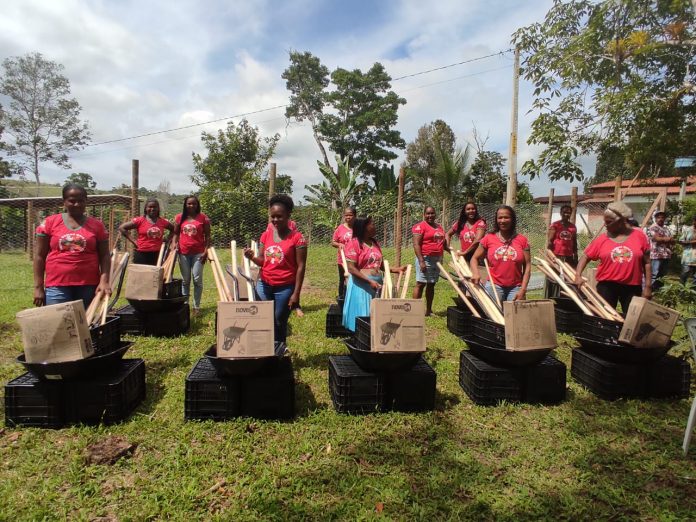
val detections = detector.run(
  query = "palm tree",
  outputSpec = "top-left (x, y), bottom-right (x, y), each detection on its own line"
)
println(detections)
top-left (304, 155), bottom-right (365, 226)
top-left (432, 143), bottom-right (472, 224)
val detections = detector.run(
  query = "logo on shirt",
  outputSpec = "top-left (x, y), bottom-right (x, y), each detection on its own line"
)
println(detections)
top-left (182, 223), bottom-right (198, 237)
top-left (58, 233), bottom-right (87, 253)
top-left (433, 231), bottom-right (444, 241)
top-left (146, 226), bottom-right (163, 239)
top-left (559, 230), bottom-right (572, 241)
top-left (610, 245), bottom-right (633, 264)
top-left (462, 230), bottom-right (475, 243)
top-left (265, 245), bottom-right (284, 265)
top-left (342, 231), bottom-right (352, 242)
top-left (366, 250), bottom-right (380, 268)
top-left (493, 245), bottom-right (517, 262)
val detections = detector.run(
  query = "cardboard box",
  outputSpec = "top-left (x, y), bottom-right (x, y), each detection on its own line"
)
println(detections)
top-left (503, 300), bottom-right (557, 351)
top-left (619, 297), bottom-right (679, 348)
top-left (16, 300), bottom-right (94, 363)
top-left (125, 264), bottom-right (163, 300)
top-left (369, 299), bottom-right (426, 352)
top-left (216, 301), bottom-right (274, 358)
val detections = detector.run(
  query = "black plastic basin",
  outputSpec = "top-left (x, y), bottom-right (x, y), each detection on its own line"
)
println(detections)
top-left (574, 335), bottom-right (673, 364)
top-left (204, 343), bottom-right (287, 377)
top-left (344, 338), bottom-right (421, 372)
top-left (462, 336), bottom-right (552, 367)
top-left (16, 341), bottom-right (133, 380)
top-left (127, 295), bottom-right (187, 313)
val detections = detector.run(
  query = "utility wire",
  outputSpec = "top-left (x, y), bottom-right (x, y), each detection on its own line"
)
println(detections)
top-left (85, 49), bottom-right (513, 148)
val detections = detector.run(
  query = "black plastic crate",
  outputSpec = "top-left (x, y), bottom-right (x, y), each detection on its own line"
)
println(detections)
top-left (337, 296), bottom-right (345, 310)
top-left (64, 359), bottom-right (145, 425)
top-left (239, 358), bottom-right (295, 420)
top-left (328, 355), bottom-right (384, 414)
top-left (144, 303), bottom-right (190, 337)
top-left (90, 315), bottom-right (121, 352)
top-left (523, 356), bottom-right (567, 404)
top-left (470, 316), bottom-right (506, 348)
top-left (458, 350), bottom-right (522, 405)
top-left (5, 373), bottom-right (64, 428)
top-left (447, 306), bottom-right (472, 337)
top-left (326, 304), bottom-right (351, 338)
top-left (384, 357), bottom-right (436, 412)
top-left (647, 355), bottom-right (691, 399)
top-left (571, 349), bottom-right (646, 400)
top-left (552, 298), bottom-right (583, 336)
top-left (162, 279), bottom-right (183, 299)
top-left (185, 357), bottom-right (241, 420)
top-left (114, 305), bottom-right (145, 335)
top-left (580, 315), bottom-right (622, 342)
top-left (355, 316), bottom-right (371, 351)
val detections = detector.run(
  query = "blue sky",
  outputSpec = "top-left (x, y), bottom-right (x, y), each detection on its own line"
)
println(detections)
top-left (0, 0), bottom-right (583, 198)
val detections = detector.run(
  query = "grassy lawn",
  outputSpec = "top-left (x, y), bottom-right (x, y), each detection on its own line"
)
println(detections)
top-left (0, 246), bottom-right (695, 520)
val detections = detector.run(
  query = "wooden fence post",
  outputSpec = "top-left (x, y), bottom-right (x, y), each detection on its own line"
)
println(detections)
top-left (546, 188), bottom-right (555, 227)
top-left (27, 201), bottom-right (34, 260)
top-left (395, 167), bottom-right (405, 266)
top-left (570, 186), bottom-right (578, 224)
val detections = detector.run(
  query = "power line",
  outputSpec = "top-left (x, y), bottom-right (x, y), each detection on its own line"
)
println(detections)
top-left (85, 49), bottom-right (513, 148)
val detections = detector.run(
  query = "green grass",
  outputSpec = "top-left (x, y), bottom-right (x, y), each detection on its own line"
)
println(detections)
top-left (1, 247), bottom-right (695, 520)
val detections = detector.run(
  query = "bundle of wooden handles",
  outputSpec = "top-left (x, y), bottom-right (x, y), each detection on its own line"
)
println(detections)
top-left (535, 250), bottom-right (623, 322)
top-left (86, 249), bottom-right (130, 326)
top-left (208, 241), bottom-right (256, 302)
top-left (157, 243), bottom-right (177, 283)
top-left (379, 261), bottom-right (412, 299)
top-left (437, 251), bottom-right (505, 324)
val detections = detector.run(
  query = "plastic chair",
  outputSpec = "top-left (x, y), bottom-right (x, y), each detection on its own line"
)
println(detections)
top-left (682, 318), bottom-right (696, 455)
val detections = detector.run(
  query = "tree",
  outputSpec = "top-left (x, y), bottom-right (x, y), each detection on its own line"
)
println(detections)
top-left (432, 143), bottom-right (472, 221)
top-left (64, 172), bottom-right (96, 193)
top-left (282, 52), bottom-right (406, 184)
top-left (512, 0), bottom-right (696, 182)
top-left (404, 120), bottom-right (456, 194)
top-left (0, 103), bottom-right (10, 181)
top-left (191, 119), bottom-right (279, 187)
top-left (0, 52), bottom-right (90, 193)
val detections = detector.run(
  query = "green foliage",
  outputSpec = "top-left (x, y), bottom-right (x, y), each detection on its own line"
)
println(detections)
top-left (191, 119), bottom-right (279, 187)
top-left (0, 52), bottom-right (90, 191)
top-left (404, 120), bottom-right (457, 196)
top-left (283, 52), bottom-right (406, 184)
top-left (655, 280), bottom-right (696, 315)
top-left (513, 0), bottom-right (696, 182)
top-left (305, 155), bottom-right (366, 228)
top-left (64, 172), bottom-right (96, 193)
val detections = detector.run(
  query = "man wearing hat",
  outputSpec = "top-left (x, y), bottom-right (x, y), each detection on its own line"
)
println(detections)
top-left (645, 210), bottom-right (674, 291)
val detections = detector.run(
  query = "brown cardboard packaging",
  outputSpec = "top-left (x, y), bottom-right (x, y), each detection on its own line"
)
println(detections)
top-left (503, 300), bottom-right (557, 351)
top-left (369, 299), bottom-right (426, 352)
top-left (619, 297), bottom-right (679, 348)
top-left (16, 300), bottom-right (94, 363)
top-left (216, 301), bottom-right (275, 358)
top-left (125, 264), bottom-right (163, 300)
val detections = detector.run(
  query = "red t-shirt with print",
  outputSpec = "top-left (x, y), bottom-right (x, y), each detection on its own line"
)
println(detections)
top-left (344, 238), bottom-right (383, 270)
top-left (412, 221), bottom-right (445, 257)
top-left (259, 228), bottom-right (307, 286)
top-left (550, 220), bottom-right (577, 257)
top-left (332, 223), bottom-right (353, 264)
top-left (450, 219), bottom-right (487, 252)
top-left (175, 213), bottom-right (210, 255)
top-left (36, 213), bottom-right (108, 287)
top-left (584, 229), bottom-right (649, 286)
top-left (479, 232), bottom-right (530, 288)
top-left (132, 216), bottom-right (170, 252)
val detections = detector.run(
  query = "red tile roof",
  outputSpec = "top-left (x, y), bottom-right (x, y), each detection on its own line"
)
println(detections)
top-left (591, 176), bottom-right (696, 190)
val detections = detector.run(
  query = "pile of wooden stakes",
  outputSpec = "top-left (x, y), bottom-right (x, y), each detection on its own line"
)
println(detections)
top-left (437, 252), bottom-right (505, 325)
top-left (208, 241), bottom-right (256, 302)
top-left (157, 243), bottom-right (178, 284)
top-left (86, 249), bottom-right (130, 326)
top-left (379, 261), bottom-right (412, 299)
top-left (534, 250), bottom-right (624, 322)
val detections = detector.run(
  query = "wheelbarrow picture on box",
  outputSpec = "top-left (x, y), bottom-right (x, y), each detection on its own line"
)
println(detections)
top-left (369, 299), bottom-right (426, 352)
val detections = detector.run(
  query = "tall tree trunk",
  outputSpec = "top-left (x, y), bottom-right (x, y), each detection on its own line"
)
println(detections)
top-left (33, 147), bottom-right (40, 196)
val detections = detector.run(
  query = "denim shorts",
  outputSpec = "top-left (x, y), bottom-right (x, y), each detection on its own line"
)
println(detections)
top-left (416, 255), bottom-right (442, 284)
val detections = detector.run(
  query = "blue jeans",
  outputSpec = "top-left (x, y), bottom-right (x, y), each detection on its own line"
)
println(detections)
top-left (179, 253), bottom-right (204, 309)
top-left (256, 280), bottom-right (295, 343)
top-left (651, 258), bottom-right (669, 290)
top-left (681, 264), bottom-right (696, 286)
top-left (485, 281), bottom-right (521, 302)
top-left (45, 285), bottom-right (97, 309)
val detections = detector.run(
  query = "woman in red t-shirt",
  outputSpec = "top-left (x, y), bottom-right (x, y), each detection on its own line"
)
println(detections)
top-left (547, 204), bottom-right (578, 265)
top-left (118, 199), bottom-right (174, 265)
top-left (33, 184), bottom-right (111, 308)
top-left (446, 202), bottom-right (487, 261)
top-left (575, 201), bottom-right (651, 313)
top-left (172, 196), bottom-right (211, 314)
top-left (341, 216), bottom-right (405, 332)
top-left (244, 195), bottom-right (307, 343)
top-left (331, 206), bottom-right (356, 299)
top-left (412, 206), bottom-right (447, 316)
top-left (471, 205), bottom-right (531, 302)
